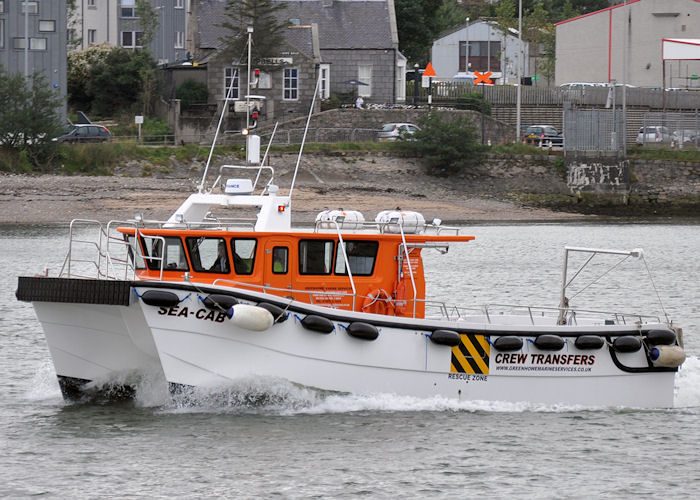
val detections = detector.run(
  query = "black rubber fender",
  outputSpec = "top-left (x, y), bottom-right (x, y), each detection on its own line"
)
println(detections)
top-left (140, 290), bottom-right (180, 307)
top-left (534, 334), bottom-right (565, 351)
top-left (429, 329), bottom-right (461, 347)
top-left (613, 335), bottom-right (642, 353)
top-left (493, 336), bottom-right (523, 351)
top-left (645, 329), bottom-right (676, 346)
top-left (301, 314), bottom-right (335, 334)
top-left (346, 322), bottom-right (379, 341)
top-left (202, 294), bottom-right (238, 311)
top-left (574, 335), bottom-right (605, 350)
top-left (257, 302), bottom-right (288, 323)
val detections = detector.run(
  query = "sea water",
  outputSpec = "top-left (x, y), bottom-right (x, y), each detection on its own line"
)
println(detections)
top-left (1, 223), bottom-right (699, 497)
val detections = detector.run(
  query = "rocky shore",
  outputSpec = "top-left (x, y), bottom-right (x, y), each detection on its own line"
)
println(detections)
top-left (0, 152), bottom-right (594, 225)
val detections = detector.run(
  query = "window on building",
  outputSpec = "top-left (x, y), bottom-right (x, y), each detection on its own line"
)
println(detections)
top-left (461, 40), bottom-right (500, 73)
top-left (0, 21), bottom-right (4, 49)
top-left (257, 71), bottom-right (271, 89)
top-left (231, 239), bottom-right (257, 275)
top-left (334, 240), bottom-right (378, 276)
top-left (13, 37), bottom-right (47, 50)
top-left (0, 1), bottom-right (5, 13)
top-left (283, 68), bottom-right (298, 100)
top-left (21, 1), bottom-right (38, 14)
top-left (358, 65), bottom-right (372, 97)
top-left (39, 20), bottom-right (56, 32)
top-left (175, 0), bottom-right (184, 8)
top-left (299, 240), bottom-right (334, 275)
top-left (121, 0), bottom-right (136, 18)
top-left (121, 31), bottom-right (143, 48)
top-left (175, 31), bottom-right (184, 49)
top-left (319, 64), bottom-right (330, 99)
top-left (88, 0), bottom-right (96, 7)
top-left (88, 29), bottom-right (97, 44)
top-left (224, 67), bottom-right (239, 99)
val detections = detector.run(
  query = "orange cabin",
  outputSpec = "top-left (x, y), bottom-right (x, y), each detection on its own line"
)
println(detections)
top-left (118, 227), bottom-right (474, 319)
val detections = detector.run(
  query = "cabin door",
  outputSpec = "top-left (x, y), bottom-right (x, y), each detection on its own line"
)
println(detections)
top-left (263, 239), bottom-right (294, 298)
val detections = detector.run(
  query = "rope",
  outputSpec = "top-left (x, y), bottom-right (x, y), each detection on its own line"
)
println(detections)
top-left (641, 255), bottom-right (670, 324)
top-left (568, 254), bottom-right (632, 301)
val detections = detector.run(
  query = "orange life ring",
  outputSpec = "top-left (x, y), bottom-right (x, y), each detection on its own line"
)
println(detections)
top-left (361, 289), bottom-right (395, 316)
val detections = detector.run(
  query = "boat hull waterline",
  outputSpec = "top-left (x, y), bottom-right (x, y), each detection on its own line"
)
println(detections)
top-left (139, 283), bottom-right (678, 409)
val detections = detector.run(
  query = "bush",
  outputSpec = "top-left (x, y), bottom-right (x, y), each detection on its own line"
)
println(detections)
top-left (175, 79), bottom-right (209, 108)
top-left (396, 112), bottom-right (485, 175)
top-left (455, 92), bottom-right (491, 115)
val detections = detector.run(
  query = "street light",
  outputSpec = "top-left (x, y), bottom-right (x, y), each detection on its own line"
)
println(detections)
top-left (464, 18), bottom-right (470, 74)
top-left (516, 0), bottom-right (522, 143)
top-left (413, 63), bottom-right (419, 106)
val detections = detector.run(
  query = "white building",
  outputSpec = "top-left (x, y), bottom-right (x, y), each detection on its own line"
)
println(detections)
top-left (555, 0), bottom-right (700, 88)
top-left (430, 20), bottom-right (528, 84)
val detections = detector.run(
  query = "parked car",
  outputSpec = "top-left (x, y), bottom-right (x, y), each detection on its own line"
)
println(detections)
top-left (378, 123), bottom-right (420, 142)
top-left (635, 126), bottom-right (672, 145)
top-left (53, 124), bottom-right (112, 143)
top-left (672, 129), bottom-right (698, 146)
top-left (522, 125), bottom-right (563, 147)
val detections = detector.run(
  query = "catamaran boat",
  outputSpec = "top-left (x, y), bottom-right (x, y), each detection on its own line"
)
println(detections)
top-left (16, 158), bottom-right (687, 407)
top-left (15, 59), bottom-right (686, 408)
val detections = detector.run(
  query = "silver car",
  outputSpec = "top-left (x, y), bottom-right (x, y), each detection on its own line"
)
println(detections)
top-left (378, 123), bottom-right (420, 142)
top-left (636, 126), bottom-right (671, 145)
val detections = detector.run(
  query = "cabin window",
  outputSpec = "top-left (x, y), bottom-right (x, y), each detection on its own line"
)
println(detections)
top-left (142, 236), bottom-right (189, 271)
top-left (232, 238), bottom-right (257, 275)
top-left (126, 235), bottom-right (146, 270)
top-left (299, 240), bottom-right (334, 275)
top-left (186, 237), bottom-right (230, 274)
top-left (272, 246), bottom-right (288, 274)
top-left (334, 240), bottom-right (378, 276)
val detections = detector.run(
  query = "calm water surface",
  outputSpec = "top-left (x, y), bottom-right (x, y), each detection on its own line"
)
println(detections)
top-left (1, 223), bottom-right (699, 498)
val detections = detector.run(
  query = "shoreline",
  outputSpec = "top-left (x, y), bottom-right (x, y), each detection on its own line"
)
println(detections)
top-left (0, 172), bottom-right (594, 225)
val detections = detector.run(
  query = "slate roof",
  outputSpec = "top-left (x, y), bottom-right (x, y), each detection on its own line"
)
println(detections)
top-left (198, 0), bottom-right (394, 50)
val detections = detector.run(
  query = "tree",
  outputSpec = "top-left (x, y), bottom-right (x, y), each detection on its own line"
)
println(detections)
top-left (68, 43), bottom-right (114, 112)
top-left (85, 48), bottom-right (159, 117)
top-left (397, 112), bottom-right (484, 175)
top-left (176, 79), bottom-right (209, 107)
top-left (394, 0), bottom-right (443, 66)
top-left (0, 66), bottom-right (63, 169)
top-left (218, 0), bottom-right (288, 68)
top-left (135, 0), bottom-right (160, 49)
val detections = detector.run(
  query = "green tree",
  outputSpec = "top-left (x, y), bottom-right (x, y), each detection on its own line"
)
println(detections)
top-left (394, 0), bottom-right (443, 66)
top-left (219, 0), bottom-right (288, 68)
top-left (68, 43), bottom-right (113, 112)
top-left (397, 112), bottom-right (484, 175)
top-left (85, 48), bottom-right (159, 117)
top-left (135, 0), bottom-right (160, 49)
top-left (176, 79), bottom-right (209, 107)
top-left (0, 66), bottom-right (63, 169)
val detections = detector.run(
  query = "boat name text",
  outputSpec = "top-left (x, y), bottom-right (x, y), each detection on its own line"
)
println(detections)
top-left (157, 306), bottom-right (227, 322)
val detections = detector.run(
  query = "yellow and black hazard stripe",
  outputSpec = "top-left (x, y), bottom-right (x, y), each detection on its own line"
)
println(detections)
top-left (451, 334), bottom-right (490, 375)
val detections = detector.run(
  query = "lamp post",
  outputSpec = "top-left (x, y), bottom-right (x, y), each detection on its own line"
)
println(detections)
top-left (413, 63), bottom-right (419, 106)
top-left (516, 0), bottom-right (522, 143)
top-left (464, 17), bottom-right (470, 74)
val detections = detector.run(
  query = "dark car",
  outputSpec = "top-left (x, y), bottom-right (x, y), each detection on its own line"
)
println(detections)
top-left (53, 124), bottom-right (112, 143)
top-left (523, 125), bottom-right (563, 147)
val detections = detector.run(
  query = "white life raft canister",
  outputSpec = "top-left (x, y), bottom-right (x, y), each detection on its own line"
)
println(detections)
top-left (315, 209), bottom-right (365, 230)
top-left (375, 210), bottom-right (426, 234)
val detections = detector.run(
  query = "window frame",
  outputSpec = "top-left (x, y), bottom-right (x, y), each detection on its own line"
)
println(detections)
top-left (0, 1), bottom-right (5, 14)
top-left (121, 30), bottom-right (143, 49)
top-left (272, 246), bottom-right (289, 275)
top-left (141, 236), bottom-right (189, 272)
top-left (21, 1), bottom-right (39, 15)
top-left (358, 65), bottom-right (372, 97)
top-left (185, 237), bottom-right (230, 274)
top-left (88, 0), bottom-right (96, 7)
top-left (334, 240), bottom-right (379, 276)
top-left (298, 239), bottom-right (334, 276)
top-left (319, 63), bottom-right (330, 99)
top-left (39, 20), bottom-right (56, 32)
top-left (231, 238), bottom-right (257, 275)
top-left (283, 67), bottom-right (298, 101)
top-left (174, 31), bottom-right (184, 49)
top-left (0, 20), bottom-right (4, 50)
top-left (175, 0), bottom-right (184, 8)
top-left (87, 29), bottom-right (97, 44)
top-left (224, 67), bottom-right (240, 100)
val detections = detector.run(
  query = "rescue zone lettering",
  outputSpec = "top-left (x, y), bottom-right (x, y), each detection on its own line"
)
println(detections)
top-left (447, 373), bottom-right (488, 382)
top-left (158, 306), bottom-right (227, 322)
top-left (495, 353), bottom-right (596, 366)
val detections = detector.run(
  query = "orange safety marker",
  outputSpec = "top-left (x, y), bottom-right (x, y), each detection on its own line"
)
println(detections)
top-left (474, 71), bottom-right (493, 85)
top-left (423, 62), bottom-right (437, 77)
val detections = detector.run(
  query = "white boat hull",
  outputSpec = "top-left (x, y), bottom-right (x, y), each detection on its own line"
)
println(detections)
top-left (140, 284), bottom-right (677, 408)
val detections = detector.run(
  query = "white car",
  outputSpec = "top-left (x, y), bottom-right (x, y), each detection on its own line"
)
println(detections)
top-left (636, 126), bottom-right (672, 145)
top-left (377, 123), bottom-right (421, 142)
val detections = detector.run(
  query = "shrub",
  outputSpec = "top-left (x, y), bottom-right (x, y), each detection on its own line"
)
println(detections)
top-left (455, 92), bottom-right (492, 115)
top-left (397, 112), bottom-right (485, 175)
top-left (175, 79), bottom-right (209, 108)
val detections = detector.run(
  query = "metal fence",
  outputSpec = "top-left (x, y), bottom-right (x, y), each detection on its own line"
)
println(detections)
top-left (638, 111), bottom-right (700, 147)
top-left (407, 83), bottom-right (700, 109)
top-left (563, 105), bottom-right (625, 156)
top-left (222, 127), bottom-right (379, 145)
